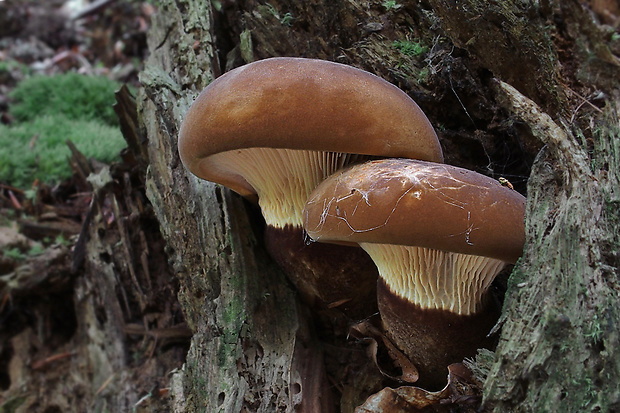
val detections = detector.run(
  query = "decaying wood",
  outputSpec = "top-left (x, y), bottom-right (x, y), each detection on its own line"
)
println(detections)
top-left (0, 88), bottom-right (186, 411)
top-left (416, 2), bottom-right (620, 410)
top-left (482, 83), bottom-right (620, 411)
top-left (4, 0), bottom-right (615, 411)
top-left (138, 1), bottom-right (330, 411)
top-left (137, 0), bottom-right (619, 411)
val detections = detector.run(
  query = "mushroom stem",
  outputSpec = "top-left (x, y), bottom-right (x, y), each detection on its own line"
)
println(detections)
top-left (265, 225), bottom-right (378, 320)
top-left (377, 278), bottom-right (500, 390)
top-left (364, 243), bottom-right (505, 389)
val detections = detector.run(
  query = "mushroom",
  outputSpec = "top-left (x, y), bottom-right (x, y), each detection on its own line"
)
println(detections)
top-left (303, 158), bottom-right (526, 389)
top-left (178, 57), bottom-right (443, 318)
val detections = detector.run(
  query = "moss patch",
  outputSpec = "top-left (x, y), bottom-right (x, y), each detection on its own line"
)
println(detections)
top-left (1, 73), bottom-right (126, 188)
top-left (0, 115), bottom-right (125, 188)
top-left (9, 73), bottom-right (120, 126)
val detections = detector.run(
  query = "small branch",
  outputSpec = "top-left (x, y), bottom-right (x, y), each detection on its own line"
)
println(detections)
top-left (494, 80), bottom-right (595, 184)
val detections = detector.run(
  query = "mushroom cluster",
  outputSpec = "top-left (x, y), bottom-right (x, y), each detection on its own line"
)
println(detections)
top-left (303, 158), bottom-right (526, 389)
top-left (178, 57), bottom-right (443, 319)
top-left (178, 56), bottom-right (526, 391)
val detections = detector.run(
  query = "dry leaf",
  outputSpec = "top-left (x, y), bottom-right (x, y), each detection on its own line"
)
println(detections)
top-left (354, 363), bottom-right (483, 413)
top-left (349, 318), bottom-right (419, 384)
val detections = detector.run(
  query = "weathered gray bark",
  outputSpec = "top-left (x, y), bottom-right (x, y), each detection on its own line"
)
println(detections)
top-left (138, 2), bottom-right (332, 412)
top-left (137, 0), bottom-right (620, 411)
top-left (483, 81), bottom-right (620, 412)
top-left (421, 2), bottom-right (620, 411)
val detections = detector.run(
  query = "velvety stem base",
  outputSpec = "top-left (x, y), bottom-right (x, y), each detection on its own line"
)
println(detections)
top-left (377, 278), bottom-right (500, 390)
top-left (265, 225), bottom-right (378, 320)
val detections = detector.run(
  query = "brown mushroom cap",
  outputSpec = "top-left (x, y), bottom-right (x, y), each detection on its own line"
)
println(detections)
top-left (304, 158), bottom-right (525, 264)
top-left (178, 57), bottom-right (443, 203)
top-left (303, 158), bottom-right (526, 315)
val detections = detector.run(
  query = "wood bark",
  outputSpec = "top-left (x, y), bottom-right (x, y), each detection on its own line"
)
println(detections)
top-left (139, 2), bottom-right (331, 412)
top-left (138, 0), bottom-right (620, 411)
top-left (483, 81), bottom-right (620, 413)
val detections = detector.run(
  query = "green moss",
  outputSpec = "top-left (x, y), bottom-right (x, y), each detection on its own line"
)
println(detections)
top-left (584, 313), bottom-right (604, 344)
top-left (382, 0), bottom-right (401, 11)
top-left (505, 261), bottom-right (527, 290)
top-left (216, 290), bottom-right (246, 367)
top-left (261, 4), bottom-right (294, 26)
top-left (0, 115), bottom-right (125, 188)
top-left (0, 395), bottom-right (27, 413)
top-left (216, 341), bottom-right (235, 368)
top-left (569, 376), bottom-right (598, 410)
top-left (392, 39), bottom-right (428, 57)
top-left (463, 348), bottom-right (495, 384)
top-left (2, 247), bottom-right (25, 261)
top-left (0, 60), bottom-right (31, 80)
top-left (416, 67), bottom-right (429, 84)
top-left (27, 242), bottom-right (45, 256)
top-left (0, 72), bottom-right (127, 188)
top-left (9, 73), bottom-right (120, 126)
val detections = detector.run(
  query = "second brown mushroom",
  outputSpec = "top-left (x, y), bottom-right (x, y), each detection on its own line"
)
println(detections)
top-left (303, 158), bottom-right (526, 389)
